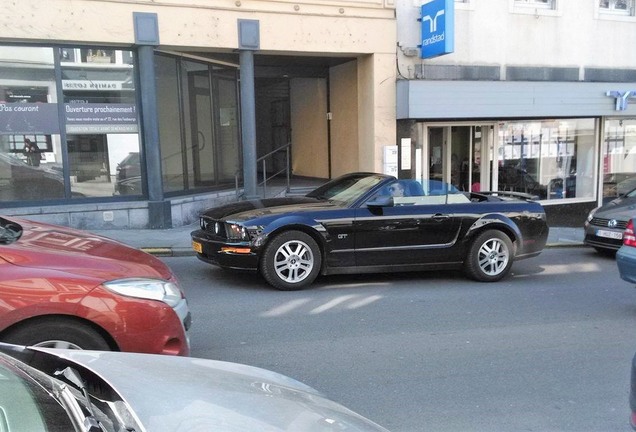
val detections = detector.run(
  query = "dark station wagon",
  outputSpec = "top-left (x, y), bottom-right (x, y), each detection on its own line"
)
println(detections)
top-left (191, 172), bottom-right (549, 290)
top-left (585, 186), bottom-right (636, 254)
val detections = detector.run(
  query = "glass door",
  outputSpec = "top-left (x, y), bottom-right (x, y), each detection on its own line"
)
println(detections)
top-left (426, 124), bottom-right (494, 191)
top-left (428, 127), bottom-right (445, 182)
top-left (188, 69), bottom-right (216, 187)
top-left (450, 126), bottom-right (470, 191)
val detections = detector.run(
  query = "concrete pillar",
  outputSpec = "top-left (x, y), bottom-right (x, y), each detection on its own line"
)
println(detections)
top-left (134, 12), bottom-right (171, 228)
top-left (240, 50), bottom-right (258, 199)
top-left (238, 19), bottom-right (260, 199)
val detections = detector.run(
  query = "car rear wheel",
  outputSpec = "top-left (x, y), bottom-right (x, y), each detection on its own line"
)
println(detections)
top-left (464, 230), bottom-right (514, 282)
top-left (260, 230), bottom-right (321, 291)
top-left (2, 317), bottom-right (111, 350)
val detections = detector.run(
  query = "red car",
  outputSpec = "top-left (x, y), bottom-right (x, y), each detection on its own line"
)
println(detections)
top-left (0, 216), bottom-right (190, 356)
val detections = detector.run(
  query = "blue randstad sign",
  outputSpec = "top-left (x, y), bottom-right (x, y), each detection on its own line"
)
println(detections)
top-left (420, 0), bottom-right (454, 59)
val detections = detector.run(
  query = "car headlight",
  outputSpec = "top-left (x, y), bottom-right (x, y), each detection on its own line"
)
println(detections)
top-left (226, 223), bottom-right (249, 240)
top-left (586, 207), bottom-right (599, 223)
top-left (103, 278), bottom-right (183, 307)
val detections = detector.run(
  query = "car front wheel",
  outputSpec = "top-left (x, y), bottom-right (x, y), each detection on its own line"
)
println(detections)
top-left (464, 230), bottom-right (514, 282)
top-left (260, 230), bottom-right (321, 290)
top-left (2, 317), bottom-right (111, 350)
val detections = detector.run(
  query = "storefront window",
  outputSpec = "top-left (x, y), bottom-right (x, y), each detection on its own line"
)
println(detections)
top-left (602, 118), bottom-right (636, 203)
top-left (515, 0), bottom-right (553, 7)
top-left (216, 74), bottom-right (240, 182)
top-left (156, 55), bottom-right (185, 192)
top-left (156, 53), bottom-right (240, 194)
top-left (497, 119), bottom-right (596, 201)
top-left (0, 46), bottom-right (65, 202)
top-left (61, 47), bottom-right (141, 197)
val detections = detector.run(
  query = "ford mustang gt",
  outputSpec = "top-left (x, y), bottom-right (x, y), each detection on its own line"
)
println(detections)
top-left (191, 172), bottom-right (549, 290)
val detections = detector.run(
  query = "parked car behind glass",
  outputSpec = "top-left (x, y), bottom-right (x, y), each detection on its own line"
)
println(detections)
top-left (113, 151), bottom-right (141, 195)
top-left (603, 172), bottom-right (636, 202)
top-left (0, 152), bottom-right (65, 201)
top-left (0, 216), bottom-right (191, 355)
top-left (0, 343), bottom-right (390, 432)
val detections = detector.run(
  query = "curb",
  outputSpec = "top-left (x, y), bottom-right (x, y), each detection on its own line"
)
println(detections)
top-left (140, 247), bottom-right (196, 257)
top-left (545, 242), bottom-right (585, 248)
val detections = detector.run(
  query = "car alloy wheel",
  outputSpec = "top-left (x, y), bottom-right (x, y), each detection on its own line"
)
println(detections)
top-left (465, 229), bottom-right (513, 282)
top-left (260, 230), bottom-right (321, 290)
top-left (478, 238), bottom-right (509, 276)
top-left (32, 340), bottom-right (84, 350)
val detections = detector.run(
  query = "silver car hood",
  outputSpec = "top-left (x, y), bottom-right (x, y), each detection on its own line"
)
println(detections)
top-left (35, 348), bottom-right (389, 432)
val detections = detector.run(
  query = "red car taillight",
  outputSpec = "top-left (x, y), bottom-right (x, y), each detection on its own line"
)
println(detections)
top-left (624, 219), bottom-right (636, 247)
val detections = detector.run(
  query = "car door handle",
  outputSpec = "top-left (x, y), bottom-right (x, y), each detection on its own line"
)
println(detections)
top-left (432, 214), bottom-right (450, 222)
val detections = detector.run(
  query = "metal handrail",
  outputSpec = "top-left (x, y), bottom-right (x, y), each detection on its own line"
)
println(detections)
top-left (256, 142), bottom-right (291, 197)
top-left (235, 170), bottom-right (243, 200)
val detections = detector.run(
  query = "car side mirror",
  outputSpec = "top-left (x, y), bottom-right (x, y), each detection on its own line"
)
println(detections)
top-left (366, 196), bottom-right (394, 208)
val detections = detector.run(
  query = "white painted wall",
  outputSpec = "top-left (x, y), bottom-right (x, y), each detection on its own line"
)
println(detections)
top-left (396, 0), bottom-right (636, 76)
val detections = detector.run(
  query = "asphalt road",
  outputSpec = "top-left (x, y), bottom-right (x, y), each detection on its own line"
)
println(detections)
top-left (162, 247), bottom-right (636, 432)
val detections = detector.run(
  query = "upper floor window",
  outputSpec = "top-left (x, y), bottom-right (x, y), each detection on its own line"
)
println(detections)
top-left (455, 0), bottom-right (474, 10)
top-left (511, 0), bottom-right (559, 16)
top-left (599, 0), bottom-right (635, 15)
top-left (514, 0), bottom-right (556, 9)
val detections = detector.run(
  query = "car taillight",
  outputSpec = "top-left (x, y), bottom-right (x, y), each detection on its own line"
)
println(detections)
top-left (624, 219), bottom-right (636, 247)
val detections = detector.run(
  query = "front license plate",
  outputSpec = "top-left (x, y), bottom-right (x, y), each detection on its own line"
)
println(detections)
top-left (596, 229), bottom-right (623, 240)
top-left (192, 241), bottom-right (203, 253)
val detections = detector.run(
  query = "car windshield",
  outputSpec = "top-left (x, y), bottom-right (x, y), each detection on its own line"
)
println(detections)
top-left (306, 173), bottom-right (387, 205)
top-left (0, 216), bottom-right (23, 244)
top-left (0, 357), bottom-right (75, 431)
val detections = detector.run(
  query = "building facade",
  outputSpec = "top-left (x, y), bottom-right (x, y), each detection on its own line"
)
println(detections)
top-left (0, 0), bottom-right (396, 229)
top-left (3, 0), bottom-right (633, 230)
top-left (396, 0), bottom-right (636, 225)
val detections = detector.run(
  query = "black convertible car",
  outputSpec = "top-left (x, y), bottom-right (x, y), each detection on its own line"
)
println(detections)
top-left (191, 173), bottom-right (549, 290)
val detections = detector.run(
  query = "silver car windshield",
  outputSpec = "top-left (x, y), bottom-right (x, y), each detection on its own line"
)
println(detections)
top-left (0, 358), bottom-right (75, 432)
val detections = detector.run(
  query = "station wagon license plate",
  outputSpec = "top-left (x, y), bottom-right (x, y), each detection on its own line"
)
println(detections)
top-left (596, 229), bottom-right (623, 240)
top-left (192, 241), bottom-right (203, 253)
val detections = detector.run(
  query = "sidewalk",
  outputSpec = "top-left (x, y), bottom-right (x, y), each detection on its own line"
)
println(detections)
top-left (92, 224), bottom-right (585, 257)
top-left (94, 222), bottom-right (200, 257)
